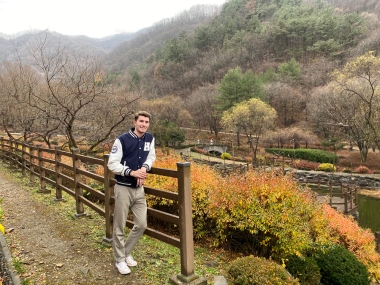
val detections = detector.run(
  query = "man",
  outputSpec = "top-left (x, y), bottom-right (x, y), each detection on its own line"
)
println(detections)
top-left (107, 111), bottom-right (156, 275)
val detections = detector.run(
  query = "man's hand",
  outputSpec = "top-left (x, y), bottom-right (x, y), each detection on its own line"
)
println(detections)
top-left (130, 168), bottom-right (147, 179)
top-left (137, 178), bottom-right (145, 187)
top-left (131, 167), bottom-right (148, 187)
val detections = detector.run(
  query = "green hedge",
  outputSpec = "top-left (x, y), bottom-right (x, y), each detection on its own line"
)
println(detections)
top-left (265, 148), bottom-right (338, 163)
top-left (315, 244), bottom-right (370, 285)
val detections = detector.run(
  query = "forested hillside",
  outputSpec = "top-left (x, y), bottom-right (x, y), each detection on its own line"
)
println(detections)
top-left (1, 0), bottom-right (380, 162)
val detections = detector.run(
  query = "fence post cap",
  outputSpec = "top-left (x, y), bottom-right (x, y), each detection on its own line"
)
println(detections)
top-left (176, 162), bottom-right (191, 168)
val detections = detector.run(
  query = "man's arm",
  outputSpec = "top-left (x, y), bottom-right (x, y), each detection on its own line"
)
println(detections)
top-left (107, 139), bottom-right (130, 176)
top-left (136, 138), bottom-right (156, 186)
top-left (142, 138), bottom-right (156, 171)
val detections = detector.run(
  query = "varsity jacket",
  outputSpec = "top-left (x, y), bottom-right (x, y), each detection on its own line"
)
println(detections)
top-left (107, 128), bottom-right (156, 187)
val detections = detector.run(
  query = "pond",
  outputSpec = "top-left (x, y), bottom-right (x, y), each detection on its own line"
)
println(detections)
top-left (358, 195), bottom-right (380, 234)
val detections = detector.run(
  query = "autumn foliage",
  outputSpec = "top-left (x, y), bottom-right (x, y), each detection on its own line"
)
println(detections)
top-left (145, 149), bottom-right (219, 237)
top-left (207, 171), bottom-right (331, 258)
top-left (322, 204), bottom-right (380, 280)
top-left (145, 152), bottom-right (380, 281)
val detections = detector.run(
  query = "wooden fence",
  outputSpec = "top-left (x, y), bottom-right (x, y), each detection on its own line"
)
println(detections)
top-left (0, 137), bottom-right (206, 284)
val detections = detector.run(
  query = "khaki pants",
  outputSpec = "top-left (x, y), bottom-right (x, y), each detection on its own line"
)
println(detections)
top-left (113, 184), bottom-right (147, 263)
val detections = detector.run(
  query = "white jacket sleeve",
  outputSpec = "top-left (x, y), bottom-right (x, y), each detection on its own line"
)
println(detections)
top-left (107, 139), bottom-right (128, 176)
top-left (142, 137), bottom-right (156, 171)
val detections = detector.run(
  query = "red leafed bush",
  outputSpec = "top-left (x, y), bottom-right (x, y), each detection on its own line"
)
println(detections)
top-left (294, 160), bottom-right (319, 170)
top-left (354, 165), bottom-right (373, 174)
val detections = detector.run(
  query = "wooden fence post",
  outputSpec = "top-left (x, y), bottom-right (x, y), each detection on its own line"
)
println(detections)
top-left (12, 139), bottom-right (17, 168)
top-left (37, 144), bottom-right (50, 193)
top-left (72, 148), bottom-right (86, 218)
top-left (264, 156), bottom-right (267, 171)
top-left (103, 154), bottom-right (114, 243)
top-left (17, 141), bottom-right (22, 170)
top-left (54, 146), bottom-right (64, 201)
top-left (14, 140), bottom-right (19, 169)
top-left (349, 187), bottom-right (353, 209)
top-left (169, 162), bottom-right (207, 285)
top-left (344, 192), bottom-right (348, 214)
top-left (329, 180), bottom-right (333, 206)
top-left (0, 137), bottom-right (3, 162)
top-left (281, 156), bottom-right (284, 173)
top-left (21, 142), bottom-right (27, 176)
top-left (29, 145), bottom-right (35, 183)
top-left (9, 138), bottom-right (14, 168)
top-left (375, 232), bottom-right (380, 254)
top-left (354, 186), bottom-right (358, 206)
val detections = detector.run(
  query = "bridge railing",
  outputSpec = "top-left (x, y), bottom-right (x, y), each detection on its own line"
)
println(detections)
top-left (299, 178), bottom-right (358, 215)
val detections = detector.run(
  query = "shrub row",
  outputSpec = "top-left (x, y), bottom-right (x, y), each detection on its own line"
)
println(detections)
top-left (227, 244), bottom-right (371, 285)
top-left (265, 148), bottom-right (338, 163)
top-left (284, 244), bottom-right (371, 285)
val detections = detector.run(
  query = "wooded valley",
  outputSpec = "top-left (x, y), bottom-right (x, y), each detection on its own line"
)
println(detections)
top-left (0, 0), bottom-right (380, 163)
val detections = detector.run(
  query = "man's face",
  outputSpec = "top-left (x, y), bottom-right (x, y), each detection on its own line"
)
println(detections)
top-left (133, 115), bottom-right (150, 135)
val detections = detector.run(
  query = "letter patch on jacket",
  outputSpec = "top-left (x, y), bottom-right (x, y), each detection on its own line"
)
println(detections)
top-left (144, 142), bottom-right (150, 151)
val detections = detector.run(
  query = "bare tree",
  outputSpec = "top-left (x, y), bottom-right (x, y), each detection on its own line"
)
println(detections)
top-left (16, 33), bottom-right (139, 151)
top-left (262, 127), bottom-right (319, 149)
top-left (186, 83), bottom-right (223, 139)
top-left (265, 82), bottom-right (306, 128)
top-left (139, 94), bottom-right (192, 127)
top-left (307, 51), bottom-right (380, 163)
top-left (0, 61), bottom-right (61, 144)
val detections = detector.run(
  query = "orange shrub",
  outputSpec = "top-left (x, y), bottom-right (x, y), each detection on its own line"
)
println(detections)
top-left (94, 165), bottom-right (104, 176)
top-left (145, 150), bottom-right (219, 238)
top-left (207, 171), bottom-right (332, 258)
top-left (354, 165), bottom-right (373, 174)
top-left (294, 160), bottom-right (319, 171)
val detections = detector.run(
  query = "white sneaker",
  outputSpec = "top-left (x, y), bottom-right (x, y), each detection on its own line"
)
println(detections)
top-left (115, 261), bottom-right (131, 275)
top-left (126, 255), bottom-right (137, 267)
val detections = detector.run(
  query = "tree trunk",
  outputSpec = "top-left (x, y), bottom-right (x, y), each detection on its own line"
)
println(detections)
top-left (357, 143), bottom-right (369, 163)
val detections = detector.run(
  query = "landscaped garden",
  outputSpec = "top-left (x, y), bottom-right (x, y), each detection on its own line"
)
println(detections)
top-left (146, 149), bottom-right (380, 284)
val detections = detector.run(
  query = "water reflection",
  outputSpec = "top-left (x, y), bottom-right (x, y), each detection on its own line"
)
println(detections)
top-left (358, 195), bottom-right (380, 233)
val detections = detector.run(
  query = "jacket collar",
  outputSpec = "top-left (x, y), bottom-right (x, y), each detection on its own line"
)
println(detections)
top-left (129, 128), bottom-right (145, 139)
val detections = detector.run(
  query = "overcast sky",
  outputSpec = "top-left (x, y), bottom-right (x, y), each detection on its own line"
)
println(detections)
top-left (0, 0), bottom-right (227, 38)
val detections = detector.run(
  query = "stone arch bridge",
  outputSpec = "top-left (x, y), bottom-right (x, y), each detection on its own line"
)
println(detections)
top-left (202, 145), bottom-right (228, 155)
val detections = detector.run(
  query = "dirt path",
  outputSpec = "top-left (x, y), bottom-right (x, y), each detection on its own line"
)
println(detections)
top-left (0, 166), bottom-right (147, 285)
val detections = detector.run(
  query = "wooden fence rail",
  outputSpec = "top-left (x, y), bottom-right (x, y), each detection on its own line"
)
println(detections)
top-left (0, 137), bottom-right (206, 284)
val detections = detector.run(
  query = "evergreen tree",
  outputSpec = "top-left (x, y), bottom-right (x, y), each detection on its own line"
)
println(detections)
top-left (216, 67), bottom-right (264, 111)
